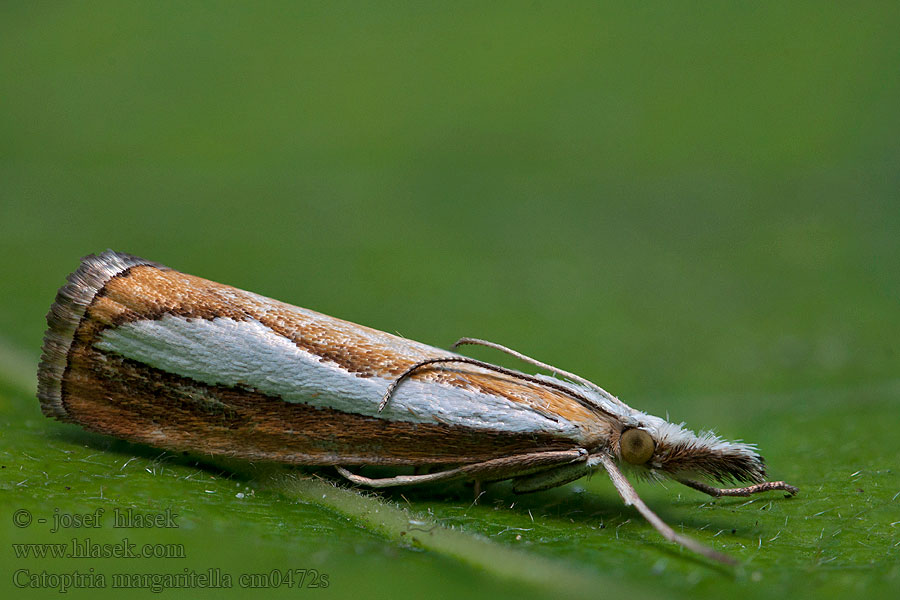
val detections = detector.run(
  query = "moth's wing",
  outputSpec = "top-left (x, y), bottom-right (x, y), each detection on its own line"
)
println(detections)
top-left (39, 251), bottom-right (603, 465)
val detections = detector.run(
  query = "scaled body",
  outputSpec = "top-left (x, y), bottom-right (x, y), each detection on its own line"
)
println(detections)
top-left (38, 251), bottom-right (798, 564)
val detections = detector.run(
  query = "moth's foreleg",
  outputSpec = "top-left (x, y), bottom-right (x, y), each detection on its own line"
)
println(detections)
top-left (597, 453), bottom-right (737, 565)
top-left (678, 478), bottom-right (799, 498)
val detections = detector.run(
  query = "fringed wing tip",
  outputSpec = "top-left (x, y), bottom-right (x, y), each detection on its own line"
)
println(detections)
top-left (36, 251), bottom-right (163, 421)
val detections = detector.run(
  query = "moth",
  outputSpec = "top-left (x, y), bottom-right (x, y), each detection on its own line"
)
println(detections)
top-left (38, 251), bottom-right (798, 564)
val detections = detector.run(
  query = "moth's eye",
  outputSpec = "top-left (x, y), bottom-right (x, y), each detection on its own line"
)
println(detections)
top-left (620, 428), bottom-right (655, 465)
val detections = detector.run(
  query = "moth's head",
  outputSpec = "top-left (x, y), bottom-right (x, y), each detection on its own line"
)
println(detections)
top-left (612, 413), bottom-right (767, 485)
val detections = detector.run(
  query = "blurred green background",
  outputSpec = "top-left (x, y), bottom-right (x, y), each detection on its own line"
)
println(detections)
top-left (1, 2), bottom-right (898, 599)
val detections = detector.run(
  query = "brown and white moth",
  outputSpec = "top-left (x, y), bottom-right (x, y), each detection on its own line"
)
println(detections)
top-left (38, 251), bottom-right (798, 565)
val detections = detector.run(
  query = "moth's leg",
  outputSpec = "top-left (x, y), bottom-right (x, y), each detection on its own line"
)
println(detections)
top-left (597, 453), bottom-right (737, 565)
top-left (335, 465), bottom-right (465, 488)
top-left (336, 449), bottom-right (588, 489)
top-left (451, 337), bottom-right (622, 405)
top-left (678, 478), bottom-right (799, 497)
top-left (511, 461), bottom-right (593, 493)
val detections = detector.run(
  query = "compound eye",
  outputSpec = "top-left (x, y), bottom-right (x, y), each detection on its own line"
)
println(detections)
top-left (620, 428), bottom-right (655, 465)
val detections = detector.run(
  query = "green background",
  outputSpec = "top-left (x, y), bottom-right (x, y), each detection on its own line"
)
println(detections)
top-left (1, 2), bottom-right (898, 599)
